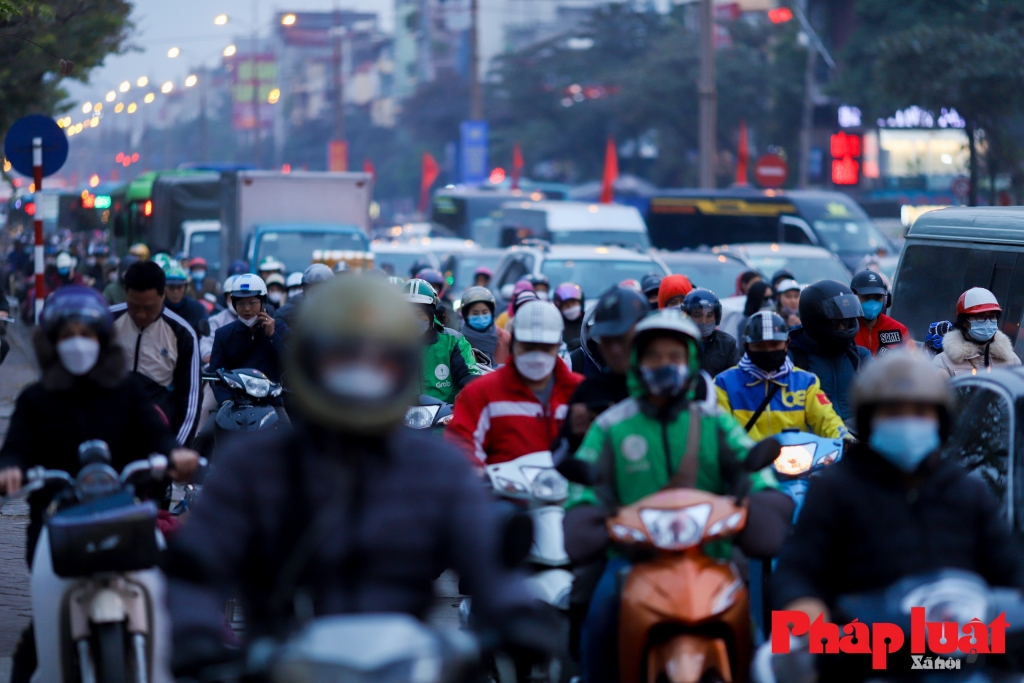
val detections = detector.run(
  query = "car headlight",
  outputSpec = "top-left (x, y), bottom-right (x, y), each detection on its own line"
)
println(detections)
top-left (239, 374), bottom-right (271, 398)
top-left (706, 511), bottom-right (744, 538)
top-left (638, 504), bottom-right (712, 551)
top-left (610, 523), bottom-right (648, 544)
top-left (404, 406), bottom-right (439, 429)
top-left (774, 444), bottom-right (815, 477)
top-left (528, 468), bottom-right (568, 502)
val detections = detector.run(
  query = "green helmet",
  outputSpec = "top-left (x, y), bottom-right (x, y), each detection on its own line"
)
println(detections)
top-left (152, 253), bottom-right (174, 270)
top-left (630, 308), bottom-right (704, 395)
top-left (164, 264), bottom-right (189, 283)
top-left (287, 277), bottom-right (421, 434)
top-left (403, 278), bottom-right (439, 311)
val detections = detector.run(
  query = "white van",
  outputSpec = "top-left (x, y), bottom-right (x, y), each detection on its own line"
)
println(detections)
top-left (496, 200), bottom-right (650, 249)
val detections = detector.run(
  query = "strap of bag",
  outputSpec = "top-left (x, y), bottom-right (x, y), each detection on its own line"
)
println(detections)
top-left (744, 381), bottom-right (781, 432)
top-left (665, 405), bottom-right (703, 489)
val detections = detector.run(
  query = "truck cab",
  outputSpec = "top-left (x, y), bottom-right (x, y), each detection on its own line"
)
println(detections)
top-left (247, 223), bottom-right (372, 274)
top-left (176, 220), bottom-right (222, 271)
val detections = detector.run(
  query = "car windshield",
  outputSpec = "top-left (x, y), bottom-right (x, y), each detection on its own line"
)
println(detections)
top-left (374, 250), bottom-right (433, 278)
top-left (257, 231), bottom-right (369, 274)
top-left (188, 231), bottom-right (221, 271)
top-left (739, 253), bottom-right (851, 285)
top-left (541, 259), bottom-right (666, 300)
top-left (450, 254), bottom-right (503, 290)
top-left (791, 196), bottom-right (891, 254)
top-left (549, 230), bottom-right (650, 249)
top-left (660, 255), bottom-right (747, 298)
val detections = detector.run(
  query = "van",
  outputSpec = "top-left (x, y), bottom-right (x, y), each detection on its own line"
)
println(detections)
top-left (496, 201), bottom-right (649, 248)
top-left (890, 207), bottom-right (1024, 349)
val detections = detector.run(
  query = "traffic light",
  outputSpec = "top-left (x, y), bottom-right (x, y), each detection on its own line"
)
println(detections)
top-left (831, 131), bottom-right (862, 186)
top-left (94, 195), bottom-right (112, 209)
top-left (143, 200), bottom-right (153, 217)
top-left (768, 7), bottom-right (793, 23)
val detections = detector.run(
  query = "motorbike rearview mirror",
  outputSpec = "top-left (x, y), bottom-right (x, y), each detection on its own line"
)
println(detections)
top-left (556, 457), bottom-right (599, 486)
top-left (745, 437), bottom-right (782, 473)
top-left (78, 440), bottom-right (112, 466)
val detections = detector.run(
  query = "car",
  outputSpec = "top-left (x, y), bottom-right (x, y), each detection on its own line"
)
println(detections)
top-left (371, 241), bottom-right (440, 278)
top-left (495, 201), bottom-right (650, 249)
top-left (714, 243), bottom-right (852, 286)
top-left (491, 244), bottom-right (670, 311)
top-left (439, 248), bottom-right (507, 304)
top-left (655, 250), bottom-right (751, 298)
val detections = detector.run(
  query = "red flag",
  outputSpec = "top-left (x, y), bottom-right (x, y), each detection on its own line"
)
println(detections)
top-left (599, 137), bottom-right (618, 204)
top-left (420, 152), bottom-right (440, 213)
top-left (363, 157), bottom-right (376, 183)
top-left (736, 120), bottom-right (749, 186)
top-left (511, 142), bottom-right (524, 190)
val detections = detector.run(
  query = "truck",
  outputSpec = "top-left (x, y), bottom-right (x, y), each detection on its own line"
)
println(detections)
top-left (218, 170), bottom-right (374, 279)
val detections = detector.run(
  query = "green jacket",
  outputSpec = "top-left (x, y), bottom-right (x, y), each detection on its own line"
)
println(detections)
top-left (420, 324), bottom-right (481, 403)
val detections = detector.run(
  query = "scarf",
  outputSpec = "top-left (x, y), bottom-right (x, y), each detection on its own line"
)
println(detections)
top-left (738, 352), bottom-right (794, 385)
top-left (461, 323), bottom-right (498, 365)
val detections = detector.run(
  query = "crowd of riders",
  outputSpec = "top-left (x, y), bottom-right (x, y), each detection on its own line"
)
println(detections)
top-left (1, 236), bottom-right (1024, 683)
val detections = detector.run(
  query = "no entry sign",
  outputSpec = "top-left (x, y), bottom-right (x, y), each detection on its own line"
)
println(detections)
top-left (754, 153), bottom-right (788, 189)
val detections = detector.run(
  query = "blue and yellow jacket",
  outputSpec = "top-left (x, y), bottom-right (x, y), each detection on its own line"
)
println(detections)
top-left (714, 358), bottom-right (850, 441)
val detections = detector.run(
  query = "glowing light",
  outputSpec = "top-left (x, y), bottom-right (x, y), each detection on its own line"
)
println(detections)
top-left (185, 74), bottom-right (198, 88)
top-left (24, 202), bottom-right (35, 216)
top-left (223, 45), bottom-right (237, 57)
top-left (267, 88), bottom-right (280, 104)
top-left (768, 7), bottom-right (793, 23)
top-left (214, 13), bottom-right (228, 25)
top-left (90, 116), bottom-right (100, 127)
top-left (57, 119), bottom-right (66, 128)
top-left (282, 163), bottom-right (291, 173)
top-left (143, 200), bottom-right (153, 216)
top-left (2, 160), bottom-right (10, 172)
top-left (122, 158), bottom-right (130, 167)
top-left (161, 82), bottom-right (173, 94)
top-left (106, 91), bottom-right (116, 102)
top-left (94, 103), bottom-right (102, 112)
top-left (82, 193), bottom-right (95, 209)
top-left (489, 167), bottom-right (506, 184)
top-left (116, 153), bottom-right (124, 163)
top-left (137, 76), bottom-right (149, 87)
top-left (81, 102), bottom-right (92, 114)
top-left (281, 13), bottom-right (296, 25)
top-left (119, 81), bottom-right (130, 92)
top-left (144, 93), bottom-right (155, 104)
top-left (131, 153), bottom-right (139, 163)
top-left (114, 103), bottom-right (124, 113)
top-left (167, 47), bottom-right (180, 58)
top-left (127, 103), bottom-right (137, 114)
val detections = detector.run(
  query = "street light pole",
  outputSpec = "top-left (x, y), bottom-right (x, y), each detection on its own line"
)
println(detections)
top-left (469, 0), bottom-right (482, 120)
top-left (251, 0), bottom-right (261, 167)
top-left (332, 12), bottom-right (345, 143)
top-left (698, 0), bottom-right (716, 189)
top-left (200, 72), bottom-right (209, 162)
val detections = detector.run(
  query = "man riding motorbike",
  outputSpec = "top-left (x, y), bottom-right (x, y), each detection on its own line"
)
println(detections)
top-left (564, 308), bottom-right (792, 683)
top-left (0, 286), bottom-right (199, 683)
top-left (640, 273), bottom-right (662, 309)
top-left (770, 353), bottom-right (1024, 681)
top-left (681, 288), bottom-right (741, 377)
top-left (716, 312), bottom-right (849, 441)
top-left (163, 263), bottom-right (210, 338)
top-left (459, 285), bottom-right (510, 366)
top-left (850, 269), bottom-right (910, 356)
top-left (404, 278), bottom-right (481, 403)
top-left (165, 277), bottom-right (555, 677)
top-left (933, 287), bottom-right (1021, 377)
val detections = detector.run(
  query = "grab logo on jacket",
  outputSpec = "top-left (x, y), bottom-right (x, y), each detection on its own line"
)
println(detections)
top-left (435, 364), bottom-right (450, 380)
top-left (622, 434), bottom-right (648, 462)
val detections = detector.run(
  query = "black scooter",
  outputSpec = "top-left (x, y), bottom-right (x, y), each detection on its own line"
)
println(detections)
top-left (194, 368), bottom-right (285, 460)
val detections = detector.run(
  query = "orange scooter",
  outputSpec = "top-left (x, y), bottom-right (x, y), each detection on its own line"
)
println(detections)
top-left (607, 489), bottom-right (752, 683)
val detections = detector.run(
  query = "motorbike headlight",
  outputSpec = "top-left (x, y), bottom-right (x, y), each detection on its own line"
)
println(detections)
top-left (404, 406), bottom-right (439, 429)
top-left (493, 476), bottom-right (529, 496)
top-left (638, 504), bottom-right (712, 551)
top-left (774, 444), bottom-right (815, 477)
top-left (610, 523), bottom-right (647, 544)
top-left (706, 511), bottom-right (744, 538)
top-left (528, 467), bottom-right (568, 502)
top-left (239, 374), bottom-right (271, 398)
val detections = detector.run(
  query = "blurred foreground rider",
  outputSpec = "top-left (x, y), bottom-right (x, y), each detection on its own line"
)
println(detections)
top-left (771, 353), bottom-right (1024, 681)
top-left (166, 277), bottom-right (553, 676)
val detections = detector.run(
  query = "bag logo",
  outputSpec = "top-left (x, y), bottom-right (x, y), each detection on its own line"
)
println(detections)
top-left (879, 330), bottom-right (902, 345)
top-left (621, 434), bottom-right (648, 462)
top-left (435, 364), bottom-right (450, 380)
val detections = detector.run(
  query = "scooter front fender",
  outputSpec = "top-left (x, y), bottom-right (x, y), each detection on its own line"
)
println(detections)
top-left (525, 568), bottom-right (574, 609)
top-left (648, 634), bottom-right (733, 683)
top-left (528, 505), bottom-right (569, 566)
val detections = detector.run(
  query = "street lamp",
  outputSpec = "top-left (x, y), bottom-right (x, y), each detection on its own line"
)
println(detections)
top-left (82, 102), bottom-right (92, 114)
top-left (161, 82), bottom-right (173, 94)
top-left (105, 91), bottom-right (116, 102)
top-left (114, 103), bottom-right (124, 113)
top-left (214, 14), bottom-right (228, 25)
top-left (137, 76), bottom-right (148, 87)
top-left (168, 47), bottom-right (180, 58)
top-left (94, 103), bottom-right (103, 112)
top-left (223, 44), bottom-right (236, 57)
top-left (119, 81), bottom-right (130, 92)
top-left (281, 13), bottom-right (296, 25)
top-left (144, 93), bottom-right (155, 104)
top-left (185, 74), bottom-right (198, 87)
top-left (127, 103), bottom-right (137, 114)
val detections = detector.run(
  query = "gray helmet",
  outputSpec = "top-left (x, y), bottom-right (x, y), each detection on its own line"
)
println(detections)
top-left (303, 263), bottom-right (335, 286)
top-left (743, 311), bottom-right (790, 345)
top-left (460, 286), bottom-right (496, 316)
top-left (849, 352), bottom-right (955, 439)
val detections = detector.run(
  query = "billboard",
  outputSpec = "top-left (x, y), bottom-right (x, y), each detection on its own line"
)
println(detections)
top-left (230, 53), bottom-right (277, 130)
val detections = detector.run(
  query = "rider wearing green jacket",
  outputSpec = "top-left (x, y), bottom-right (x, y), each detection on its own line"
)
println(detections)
top-left (404, 278), bottom-right (481, 403)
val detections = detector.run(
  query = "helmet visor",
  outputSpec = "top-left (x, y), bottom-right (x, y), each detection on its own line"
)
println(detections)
top-left (819, 292), bottom-right (864, 320)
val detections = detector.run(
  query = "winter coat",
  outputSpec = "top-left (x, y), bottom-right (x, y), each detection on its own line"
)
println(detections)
top-left (787, 326), bottom-right (871, 422)
top-left (460, 322), bottom-right (511, 367)
top-left (208, 319), bottom-right (289, 404)
top-left (701, 329), bottom-right (742, 378)
top-left (853, 313), bottom-right (911, 356)
top-left (447, 358), bottom-right (582, 466)
top-left (933, 328), bottom-right (1021, 377)
top-left (200, 307), bottom-right (237, 361)
top-left (419, 324), bottom-right (481, 403)
top-left (166, 427), bottom-right (542, 644)
top-left (165, 296), bottom-right (210, 339)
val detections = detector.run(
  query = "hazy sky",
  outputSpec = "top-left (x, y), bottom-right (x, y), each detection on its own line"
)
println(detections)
top-left (66, 0), bottom-right (395, 104)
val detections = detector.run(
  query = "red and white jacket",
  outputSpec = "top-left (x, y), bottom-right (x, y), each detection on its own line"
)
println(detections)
top-left (446, 358), bottom-right (583, 466)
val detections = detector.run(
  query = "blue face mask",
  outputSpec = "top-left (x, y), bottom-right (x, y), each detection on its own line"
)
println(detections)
top-left (466, 313), bottom-right (492, 331)
top-left (58, 267), bottom-right (70, 276)
top-left (869, 417), bottom-right (940, 472)
top-left (861, 300), bottom-right (884, 321)
top-left (192, 270), bottom-right (207, 282)
top-left (969, 320), bottom-right (998, 343)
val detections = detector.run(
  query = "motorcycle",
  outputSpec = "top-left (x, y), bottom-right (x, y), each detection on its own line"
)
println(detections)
top-left (405, 395), bottom-right (455, 430)
top-left (194, 368), bottom-right (285, 459)
top-left (752, 569), bottom-right (1024, 682)
top-left (4, 441), bottom-right (204, 683)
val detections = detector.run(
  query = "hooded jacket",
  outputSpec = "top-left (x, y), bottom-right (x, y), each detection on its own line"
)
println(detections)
top-left (933, 327), bottom-right (1021, 377)
top-left (700, 329), bottom-right (742, 378)
top-left (787, 326), bottom-right (871, 422)
top-left (657, 274), bottom-right (693, 309)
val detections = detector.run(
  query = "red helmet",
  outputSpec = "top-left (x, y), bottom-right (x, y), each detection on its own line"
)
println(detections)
top-left (957, 287), bottom-right (1002, 316)
top-left (190, 256), bottom-right (208, 269)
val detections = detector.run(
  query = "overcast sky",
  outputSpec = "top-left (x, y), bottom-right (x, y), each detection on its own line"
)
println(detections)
top-left (66, 0), bottom-right (395, 104)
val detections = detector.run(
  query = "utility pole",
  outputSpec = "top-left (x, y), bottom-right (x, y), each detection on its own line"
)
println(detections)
top-left (200, 70), bottom-right (209, 162)
top-left (698, 0), bottom-right (716, 189)
top-left (251, 0), bottom-right (261, 168)
top-left (798, 32), bottom-right (815, 188)
top-left (469, 0), bottom-right (482, 120)
top-left (332, 11), bottom-right (344, 143)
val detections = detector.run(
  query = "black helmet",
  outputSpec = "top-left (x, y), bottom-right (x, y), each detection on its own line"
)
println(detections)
top-left (681, 289), bottom-right (722, 325)
top-left (640, 273), bottom-right (663, 297)
top-left (743, 310), bottom-right (790, 344)
top-left (523, 273), bottom-right (550, 290)
top-left (850, 269), bottom-right (891, 308)
top-left (588, 285), bottom-right (650, 339)
top-left (408, 259), bottom-right (432, 278)
top-left (798, 280), bottom-right (863, 352)
top-left (770, 269), bottom-right (795, 288)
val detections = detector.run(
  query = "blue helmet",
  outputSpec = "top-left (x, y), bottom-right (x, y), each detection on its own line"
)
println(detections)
top-left (228, 260), bottom-right (249, 276)
top-left (40, 286), bottom-right (112, 340)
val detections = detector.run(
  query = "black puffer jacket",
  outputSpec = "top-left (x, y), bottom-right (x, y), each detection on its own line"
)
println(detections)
top-left (701, 330), bottom-right (741, 378)
top-left (771, 444), bottom-right (1024, 612)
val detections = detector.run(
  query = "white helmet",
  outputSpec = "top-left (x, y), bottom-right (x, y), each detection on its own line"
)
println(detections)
top-left (223, 274), bottom-right (239, 293)
top-left (286, 272), bottom-right (304, 289)
top-left (512, 300), bottom-right (564, 344)
top-left (265, 273), bottom-right (286, 288)
top-left (56, 252), bottom-right (74, 270)
top-left (258, 256), bottom-right (286, 273)
top-left (232, 273), bottom-right (268, 299)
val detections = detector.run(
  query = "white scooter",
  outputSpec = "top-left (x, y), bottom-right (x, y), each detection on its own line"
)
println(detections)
top-left (4, 441), bottom-right (197, 683)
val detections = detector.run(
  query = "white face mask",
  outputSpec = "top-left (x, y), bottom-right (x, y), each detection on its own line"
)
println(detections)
top-left (324, 364), bottom-right (397, 400)
top-left (514, 350), bottom-right (557, 381)
top-left (240, 315), bottom-right (259, 328)
top-left (536, 291), bottom-right (549, 301)
top-left (57, 337), bottom-right (100, 376)
top-left (268, 291), bottom-right (284, 304)
top-left (562, 305), bottom-right (582, 321)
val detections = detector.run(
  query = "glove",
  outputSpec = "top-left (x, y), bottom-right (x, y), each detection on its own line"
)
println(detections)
top-left (926, 320), bottom-right (953, 352)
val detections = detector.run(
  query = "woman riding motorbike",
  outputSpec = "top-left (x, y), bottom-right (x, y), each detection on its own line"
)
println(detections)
top-left (0, 286), bottom-right (200, 683)
top-left (459, 285), bottom-right (510, 366)
top-left (404, 278), bottom-right (481, 403)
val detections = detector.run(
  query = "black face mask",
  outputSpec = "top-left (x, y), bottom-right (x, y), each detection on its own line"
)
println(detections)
top-left (748, 349), bottom-right (788, 372)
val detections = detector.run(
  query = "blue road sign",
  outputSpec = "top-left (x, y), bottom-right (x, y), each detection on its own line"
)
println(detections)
top-left (460, 120), bottom-right (489, 186)
top-left (4, 114), bottom-right (68, 177)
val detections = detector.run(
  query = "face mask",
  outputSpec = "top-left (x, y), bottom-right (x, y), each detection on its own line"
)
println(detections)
top-left (240, 315), bottom-right (260, 328)
top-left (416, 318), bottom-right (432, 335)
top-left (861, 300), bottom-right (884, 321)
top-left (58, 267), bottom-right (70, 276)
top-left (562, 305), bottom-right (582, 322)
top-left (514, 350), bottom-right (557, 381)
top-left (466, 313), bottom-right (493, 331)
top-left (192, 270), bottom-right (207, 282)
top-left (536, 291), bottom-right (549, 301)
top-left (869, 417), bottom-right (940, 472)
top-left (697, 322), bottom-right (716, 340)
top-left (640, 363), bottom-right (690, 397)
top-left (969, 320), bottom-right (998, 343)
top-left (57, 337), bottom-right (100, 376)
top-left (323, 364), bottom-right (397, 400)
top-left (268, 291), bottom-right (283, 304)
top-left (748, 349), bottom-right (788, 373)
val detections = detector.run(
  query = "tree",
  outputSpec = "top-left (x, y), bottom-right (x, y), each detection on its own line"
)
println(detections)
top-left (0, 0), bottom-right (132, 136)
